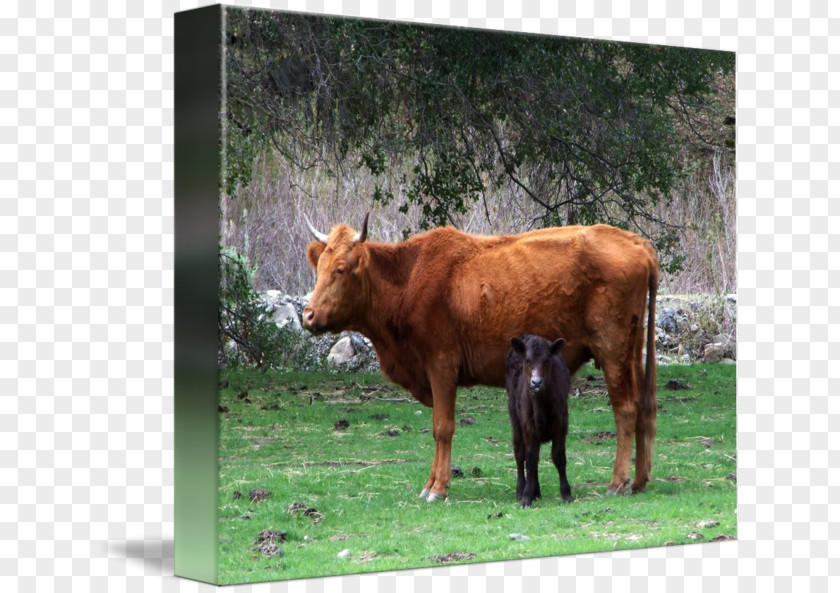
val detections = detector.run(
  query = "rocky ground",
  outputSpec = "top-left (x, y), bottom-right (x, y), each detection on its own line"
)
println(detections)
top-left (258, 291), bottom-right (737, 372)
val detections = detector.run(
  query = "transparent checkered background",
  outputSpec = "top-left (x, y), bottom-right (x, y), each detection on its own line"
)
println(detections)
top-left (1, 0), bottom-right (836, 590)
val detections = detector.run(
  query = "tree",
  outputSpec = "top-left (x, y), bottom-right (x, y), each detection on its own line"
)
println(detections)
top-left (222, 9), bottom-right (735, 269)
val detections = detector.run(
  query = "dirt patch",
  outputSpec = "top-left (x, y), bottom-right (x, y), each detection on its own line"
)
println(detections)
top-left (582, 431), bottom-right (616, 444)
top-left (665, 379), bottom-right (691, 391)
top-left (665, 396), bottom-right (697, 403)
top-left (249, 489), bottom-right (271, 502)
top-left (302, 459), bottom-right (408, 468)
top-left (329, 532), bottom-right (366, 542)
top-left (288, 501), bottom-right (323, 523)
top-left (253, 530), bottom-right (286, 558)
top-left (592, 532), bottom-right (643, 543)
top-left (432, 552), bottom-right (475, 563)
top-left (697, 436), bottom-right (714, 448)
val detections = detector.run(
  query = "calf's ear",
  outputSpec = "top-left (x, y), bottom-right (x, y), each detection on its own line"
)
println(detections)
top-left (510, 337), bottom-right (526, 354)
top-left (549, 338), bottom-right (566, 354)
top-left (306, 241), bottom-right (326, 270)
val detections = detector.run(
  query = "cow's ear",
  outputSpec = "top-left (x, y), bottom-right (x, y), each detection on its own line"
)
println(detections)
top-left (307, 241), bottom-right (326, 269)
top-left (550, 338), bottom-right (566, 354)
top-left (510, 337), bottom-right (526, 354)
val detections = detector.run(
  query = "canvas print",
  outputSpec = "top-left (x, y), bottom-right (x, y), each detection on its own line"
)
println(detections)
top-left (176, 4), bottom-right (736, 585)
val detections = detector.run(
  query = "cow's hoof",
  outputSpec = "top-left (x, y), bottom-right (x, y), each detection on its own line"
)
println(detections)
top-left (606, 479), bottom-right (630, 496)
top-left (630, 481), bottom-right (648, 494)
top-left (426, 491), bottom-right (447, 503)
top-left (419, 488), bottom-right (430, 499)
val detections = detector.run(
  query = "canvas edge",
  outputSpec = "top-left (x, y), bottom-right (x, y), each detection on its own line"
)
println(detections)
top-left (173, 3), bottom-right (222, 585)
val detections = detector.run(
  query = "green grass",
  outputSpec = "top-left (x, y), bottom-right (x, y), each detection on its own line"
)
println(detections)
top-left (217, 363), bottom-right (736, 584)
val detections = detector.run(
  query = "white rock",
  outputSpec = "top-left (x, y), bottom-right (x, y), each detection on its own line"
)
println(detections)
top-left (703, 343), bottom-right (725, 363)
top-left (328, 336), bottom-right (357, 365)
top-left (337, 549), bottom-right (352, 559)
top-left (272, 302), bottom-right (303, 332)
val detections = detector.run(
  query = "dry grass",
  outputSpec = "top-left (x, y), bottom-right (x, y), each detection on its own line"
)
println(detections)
top-left (221, 148), bottom-right (736, 297)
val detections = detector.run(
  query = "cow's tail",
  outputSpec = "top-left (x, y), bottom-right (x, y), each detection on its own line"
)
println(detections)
top-left (642, 256), bottom-right (658, 411)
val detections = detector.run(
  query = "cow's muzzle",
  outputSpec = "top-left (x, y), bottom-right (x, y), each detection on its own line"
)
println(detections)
top-left (302, 307), bottom-right (325, 334)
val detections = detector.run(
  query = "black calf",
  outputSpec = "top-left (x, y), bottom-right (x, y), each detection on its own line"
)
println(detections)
top-left (506, 334), bottom-right (573, 508)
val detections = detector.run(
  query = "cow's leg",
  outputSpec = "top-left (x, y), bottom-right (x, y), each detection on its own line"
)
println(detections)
top-left (419, 431), bottom-right (449, 500)
top-left (421, 364), bottom-right (458, 502)
top-left (521, 442), bottom-right (541, 508)
top-left (551, 438), bottom-right (573, 502)
top-left (631, 360), bottom-right (657, 493)
top-left (602, 361), bottom-right (639, 495)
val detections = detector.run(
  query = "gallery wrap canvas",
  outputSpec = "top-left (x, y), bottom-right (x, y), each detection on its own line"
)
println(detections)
top-left (175, 4), bottom-right (736, 585)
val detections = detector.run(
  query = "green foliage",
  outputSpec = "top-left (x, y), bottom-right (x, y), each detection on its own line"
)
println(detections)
top-left (217, 363), bottom-right (736, 583)
top-left (222, 8), bottom-right (735, 270)
top-left (218, 246), bottom-right (323, 370)
top-left (219, 245), bottom-right (279, 368)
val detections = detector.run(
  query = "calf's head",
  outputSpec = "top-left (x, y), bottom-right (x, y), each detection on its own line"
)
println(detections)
top-left (302, 214), bottom-right (369, 334)
top-left (510, 335), bottom-right (566, 396)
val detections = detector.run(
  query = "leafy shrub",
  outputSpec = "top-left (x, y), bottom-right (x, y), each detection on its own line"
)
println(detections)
top-left (218, 245), bottom-right (285, 369)
top-left (218, 245), bottom-right (328, 371)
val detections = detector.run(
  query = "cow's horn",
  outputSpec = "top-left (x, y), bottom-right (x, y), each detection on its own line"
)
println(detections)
top-left (353, 213), bottom-right (369, 244)
top-left (304, 214), bottom-right (329, 244)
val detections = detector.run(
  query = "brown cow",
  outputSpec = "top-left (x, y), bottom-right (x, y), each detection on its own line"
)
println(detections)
top-left (303, 214), bottom-right (658, 501)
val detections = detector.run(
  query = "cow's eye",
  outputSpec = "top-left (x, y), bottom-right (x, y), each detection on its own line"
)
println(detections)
top-left (336, 267), bottom-right (345, 275)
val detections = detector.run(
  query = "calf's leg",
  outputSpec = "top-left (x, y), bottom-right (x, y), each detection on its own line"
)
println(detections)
top-left (521, 443), bottom-right (541, 508)
top-left (551, 438), bottom-right (573, 502)
top-left (512, 427), bottom-right (526, 501)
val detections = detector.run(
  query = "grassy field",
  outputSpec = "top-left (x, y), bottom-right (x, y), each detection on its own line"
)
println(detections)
top-left (217, 363), bottom-right (736, 584)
